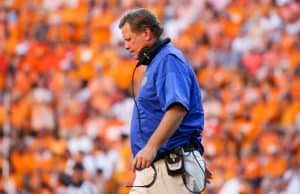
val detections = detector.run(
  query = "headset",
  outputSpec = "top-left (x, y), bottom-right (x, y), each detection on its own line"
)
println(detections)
top-left (136, 37), bottom-right (171, 67)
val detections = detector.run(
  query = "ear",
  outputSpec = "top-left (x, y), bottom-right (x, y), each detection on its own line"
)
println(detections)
top-left (143, 27), bottom-right (152, 41)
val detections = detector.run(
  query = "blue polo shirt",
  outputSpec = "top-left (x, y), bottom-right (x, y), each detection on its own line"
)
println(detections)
top-left (130, 43), bottom-right (204, 159)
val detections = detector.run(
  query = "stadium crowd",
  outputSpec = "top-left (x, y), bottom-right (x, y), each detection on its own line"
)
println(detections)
top-left (0, 0), bottom-right (299, 193)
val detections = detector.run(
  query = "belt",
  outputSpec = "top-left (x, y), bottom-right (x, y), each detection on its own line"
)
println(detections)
top-left (153, 144), bottom-right (202, 162)
top-left (181, 144), bottom-right (197, 153)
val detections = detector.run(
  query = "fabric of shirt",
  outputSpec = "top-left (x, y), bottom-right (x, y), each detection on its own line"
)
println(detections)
top-left (130, 43), bottom-right (204, 159)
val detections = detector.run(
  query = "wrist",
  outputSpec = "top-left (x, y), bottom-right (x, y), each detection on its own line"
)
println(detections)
top-left (146, 141), bottom-right (159, 153)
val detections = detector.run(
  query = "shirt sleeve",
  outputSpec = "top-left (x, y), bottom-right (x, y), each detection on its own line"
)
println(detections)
top-left (156, 54), bottom-right (191, 112)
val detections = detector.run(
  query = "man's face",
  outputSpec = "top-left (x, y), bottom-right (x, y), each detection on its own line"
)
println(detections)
top-left (121, 23), bottom-right (148, 59)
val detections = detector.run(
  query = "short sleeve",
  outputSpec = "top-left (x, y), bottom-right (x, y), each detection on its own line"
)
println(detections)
top-left (156, 54), bottom-right (191, 111)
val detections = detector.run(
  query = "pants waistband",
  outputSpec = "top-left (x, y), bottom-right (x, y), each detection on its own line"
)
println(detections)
top-left (153, 143), bottom-right (203, 163)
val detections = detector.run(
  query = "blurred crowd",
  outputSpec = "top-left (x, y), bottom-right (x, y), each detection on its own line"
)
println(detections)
top-left (0, 0), bottom-right (299, 194)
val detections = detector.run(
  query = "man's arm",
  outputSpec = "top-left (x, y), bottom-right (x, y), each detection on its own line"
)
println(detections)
top-left (133, 103), bottom-right (187, 170)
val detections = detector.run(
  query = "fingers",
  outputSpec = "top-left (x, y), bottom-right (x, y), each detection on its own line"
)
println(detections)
top-left (205, 167), bottom-right (213, 184)
top-left (206, 168), bottom-right (212, 178)
top-left (132, 158), bottom-right (137, 172)
top-left (132, 155), bottom-right (151, 171)
top-left (132, 147), bottom-right (157, 171)
top-left (134, 156), bottom-right (144, 170)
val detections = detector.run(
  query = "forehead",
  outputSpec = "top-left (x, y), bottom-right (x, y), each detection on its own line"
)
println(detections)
top-left (121, 23), bottom-right (137, 38)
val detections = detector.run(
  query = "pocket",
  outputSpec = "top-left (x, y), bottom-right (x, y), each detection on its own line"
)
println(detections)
top-left (135, 167), bottom-right (157, 186)
top-left (183, 151), bottom-right (206, 192)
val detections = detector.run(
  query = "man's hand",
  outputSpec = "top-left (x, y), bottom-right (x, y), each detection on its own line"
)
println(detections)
top-left (133, 146), bottom-right (157, 171)
top-left (205, 166), bottom-right (213, 185)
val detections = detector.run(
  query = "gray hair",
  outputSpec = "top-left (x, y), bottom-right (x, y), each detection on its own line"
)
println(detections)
top-left (118, 8), bottom-right (163, 38)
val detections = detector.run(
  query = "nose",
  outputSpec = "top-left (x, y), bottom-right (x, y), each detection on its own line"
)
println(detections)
top-left (124, 42), bottom-right (130, 50)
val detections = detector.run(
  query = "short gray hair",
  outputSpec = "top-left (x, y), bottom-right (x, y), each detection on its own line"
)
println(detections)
top-left (118, 8), bottom-right (163, 38)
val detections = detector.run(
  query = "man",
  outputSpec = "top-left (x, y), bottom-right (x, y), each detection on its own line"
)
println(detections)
top-left (119, 8), bottom-right (211, 194)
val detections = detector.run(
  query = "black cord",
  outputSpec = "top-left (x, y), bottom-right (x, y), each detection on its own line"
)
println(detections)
top-left (125, 164), bottom-right (157, 188)
top-left (131, 63), bottom-right (147, 142)
top-left (125, 63), bottom-right (157, 188)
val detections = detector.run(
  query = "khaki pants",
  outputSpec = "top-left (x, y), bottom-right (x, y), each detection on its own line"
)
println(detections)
top-left (130, 150), bottom-right (206, 194)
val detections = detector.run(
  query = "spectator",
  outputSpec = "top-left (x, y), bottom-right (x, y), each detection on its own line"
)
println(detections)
top-left (66, 162), bottom-right (99, 194)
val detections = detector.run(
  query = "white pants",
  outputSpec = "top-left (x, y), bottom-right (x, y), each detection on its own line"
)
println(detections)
top-left (130, 150), bottom-right (206, 194)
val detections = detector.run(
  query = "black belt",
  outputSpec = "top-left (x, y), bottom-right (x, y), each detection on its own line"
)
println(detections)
top-left (181, 144), bottom-right (197, 152)
top-left (154, 143), bottom-right (203, 162)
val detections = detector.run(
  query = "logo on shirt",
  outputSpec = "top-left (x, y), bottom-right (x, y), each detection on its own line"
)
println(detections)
top-left (141, 76), bottom-right (147, 87)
